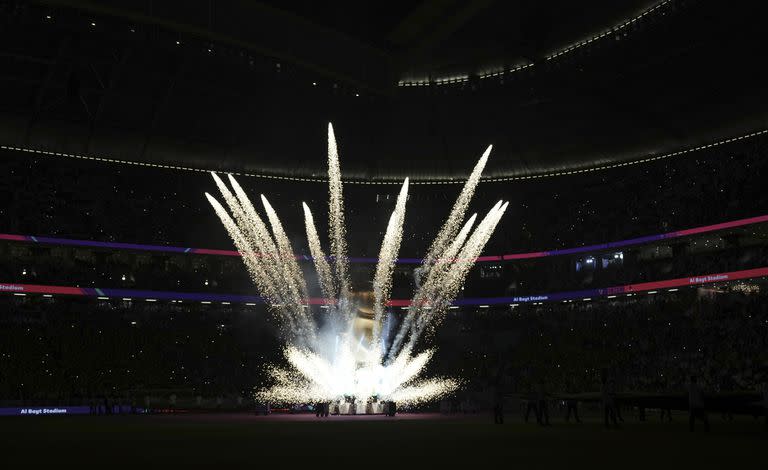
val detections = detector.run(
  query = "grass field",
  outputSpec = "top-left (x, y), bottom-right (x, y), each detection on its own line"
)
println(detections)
top-left (2, 411), bottom-right (765, 467)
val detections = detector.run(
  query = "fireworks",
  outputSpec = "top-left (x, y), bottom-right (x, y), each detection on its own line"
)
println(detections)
top-left (206, 125), bottom-right (507, 408)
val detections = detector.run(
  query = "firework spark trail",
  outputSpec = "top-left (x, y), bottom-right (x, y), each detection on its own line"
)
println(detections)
top-left (440, 202), bottom-right (509, 303)
top-left (385, 146), bottom-right (490, 357)
top-left (210, 174), bottom-right (321, 341)
top-left (372, 178), bottom-right (409, 344)
top-left (406, 201), bottom-right (509, 351)
top-left (302, 202), bottom-right (336, 302)
top-left (258, 365), bottom-right (322, 403)
top-left (327, 123), bottom-right (350, 299)
top-left (224, 174), bottom-right (308, 322)
top-left (387, 213), bottom-right (478, 357)
top-left (384, 348), bottom-right (433, 389)
top-left (413, 213), bottom-right (478, 307)
top-left (205, 193), bottom-right (299, 332)
top-left (206, 124), bottom-right (505, 407)
top-left (205, 192), bottom-right (271, 298)
top-left (260, 195), bottom-right (315, 341)
top-left (226, 174), bottom-right (283, 261)
top-left (257, 343), bottom-right (442, 403)
top-left (419, 145), bottom-right (491, 275)
top-left (260, 195), bottom-right (307, 301)
top-left (388, 202), bottom-right (506, 359)
top-left (388, 210), bottom-right (484, 358)
top-left (388, 378), bottom-right (462, 405)
top-left (210, 174), bottom-right (288, 304)
top-left (213, 173), bottom-right (303, 309)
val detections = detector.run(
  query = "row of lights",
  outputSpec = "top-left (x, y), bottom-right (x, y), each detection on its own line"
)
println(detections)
top-left (3, 128), bottom-right (765, 186)
top-left (545, 0), bottom-right (673, 61)
top-left (398, 0), bottom-right (673, 87)
top-left (394, 285), bottom-right (688, 310)
top-left (11, 292), bottom-right (258, 306)
top-left (42, 14), bottom-right (362, 98)
top-left (400, 62), bottom-right (536, 87)
top-left (42, 3), bottom-right (671, 93)
top-left (0, 284), bottom-right (723, 306)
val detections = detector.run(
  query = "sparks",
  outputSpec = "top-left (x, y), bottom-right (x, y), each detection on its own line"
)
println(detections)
top-left (206, 124), bottom-right (506, 408)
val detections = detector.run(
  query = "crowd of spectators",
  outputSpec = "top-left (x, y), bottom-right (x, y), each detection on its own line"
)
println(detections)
top-left (0, 295), bottom-right (281, 405)
top-left (1, 133), bottom-right (767, 259)
top-left (475, 242), bottom-right (768, 296)
top-left (1, 119), bottom-right (768, 412)
top-left (2, 287), bottom-right (766, 408)
top-left (2, 227), bottom-right (766, 299)
top-left (436, 289), bottom-right (768, 399)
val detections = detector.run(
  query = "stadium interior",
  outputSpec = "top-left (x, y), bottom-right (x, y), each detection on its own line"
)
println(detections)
top-left (1, 0), bottom-right (767, 466)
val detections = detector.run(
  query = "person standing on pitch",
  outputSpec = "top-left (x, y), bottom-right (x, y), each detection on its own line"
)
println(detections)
top-left (688, 375), bottom-right (709, 432)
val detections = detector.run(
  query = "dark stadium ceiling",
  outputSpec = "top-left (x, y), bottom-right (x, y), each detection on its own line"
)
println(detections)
top-left (0, 0), bottom-right (766, 181)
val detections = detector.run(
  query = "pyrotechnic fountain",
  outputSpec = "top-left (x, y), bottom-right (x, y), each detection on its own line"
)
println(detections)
top-left (205, 123), bottom-right (507, 410)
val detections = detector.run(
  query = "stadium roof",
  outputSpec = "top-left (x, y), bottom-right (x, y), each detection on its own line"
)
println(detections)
top-left (0, 1), bottom-right (766, 181)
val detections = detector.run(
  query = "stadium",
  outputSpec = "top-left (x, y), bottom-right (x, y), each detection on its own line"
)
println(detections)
top-left (1, 0), bottom-right (767, 466)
